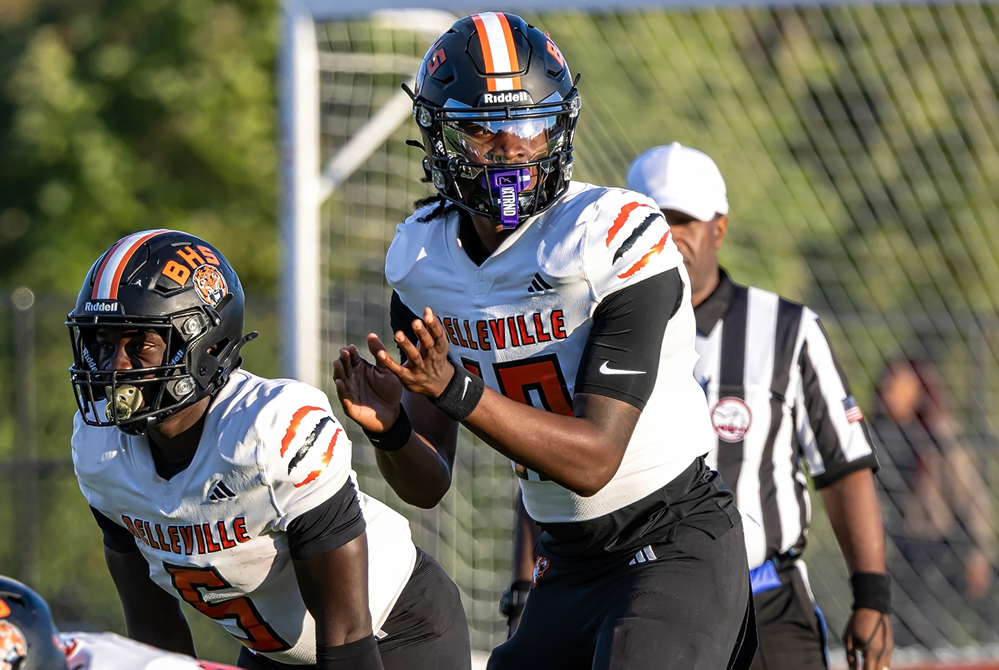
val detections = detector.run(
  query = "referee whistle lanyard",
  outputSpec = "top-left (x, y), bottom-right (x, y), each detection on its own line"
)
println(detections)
top-left (749, 560), bottom-right (782, 595)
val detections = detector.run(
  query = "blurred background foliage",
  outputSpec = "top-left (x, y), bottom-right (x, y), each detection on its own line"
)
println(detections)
top-left (0, 0), bottom-right (278, 294)
top-left (2, 0), bottom-right (999, 662)
top-left (0, 0), bottom-right (279, 660)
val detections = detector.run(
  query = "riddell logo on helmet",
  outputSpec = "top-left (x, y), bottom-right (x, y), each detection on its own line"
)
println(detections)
top-left (84, 301), bottom-right (120, 313)
top-left (479, 90), bottom-right (532, 106)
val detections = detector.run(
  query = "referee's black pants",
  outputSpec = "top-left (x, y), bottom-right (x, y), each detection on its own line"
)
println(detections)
top-left (489, 459), bottom-right (756, 670)
top-left (749, 562), bottom-right (827, 670)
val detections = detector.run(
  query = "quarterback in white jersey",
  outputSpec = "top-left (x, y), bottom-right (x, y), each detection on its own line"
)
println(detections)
top-left (67, 231), bottom-right (470, 670)
top-left (333, 13), bottom-right (755, 670)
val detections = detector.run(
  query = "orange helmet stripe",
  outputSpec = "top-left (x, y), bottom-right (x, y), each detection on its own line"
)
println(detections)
top-left (91, 229), bottom-right (170, 300)
top-left (470, 13), bottom-right (497, 91)
top-left (472, 12), bottom-right (523, 92)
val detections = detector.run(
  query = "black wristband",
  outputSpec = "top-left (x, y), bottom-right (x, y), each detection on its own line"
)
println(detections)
top-left (499, 579), bottom-right (532, 619)
top-left (317, 636), bottom-right (384, 670)
top-left (850, 572), bottom-right (891, 614)
top-left (430, 363), bottom-right (484, 422)
top-left (362, 405), bottom-right (412, 452)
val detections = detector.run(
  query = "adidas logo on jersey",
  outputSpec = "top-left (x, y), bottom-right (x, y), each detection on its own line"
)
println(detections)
top-left (527, 273), bottom-right (554, 295)
top-left (207, 480), bottom-right (236, 502)
top-left (628, 545), bottom-right (658, 566)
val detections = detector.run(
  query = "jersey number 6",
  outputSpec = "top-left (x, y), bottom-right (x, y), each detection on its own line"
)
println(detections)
top-left (165, 563), bottom-right (290, 653)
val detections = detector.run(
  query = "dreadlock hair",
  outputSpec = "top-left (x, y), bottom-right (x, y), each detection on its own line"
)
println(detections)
top-left (413, 193), bottom-right (458, 223)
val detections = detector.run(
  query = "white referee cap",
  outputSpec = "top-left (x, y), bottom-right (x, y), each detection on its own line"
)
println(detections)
top-left (626, 142), bottom-right (729, 222)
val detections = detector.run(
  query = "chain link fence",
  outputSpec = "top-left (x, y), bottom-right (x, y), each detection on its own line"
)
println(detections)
top-left (315, 3), bottom-right (999, 654)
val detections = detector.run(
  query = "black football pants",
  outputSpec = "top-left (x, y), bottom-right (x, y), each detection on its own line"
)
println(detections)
top-left (488, 463), bottom-right (755, 670)
top-left (748, 563), bottom-right (827, 670)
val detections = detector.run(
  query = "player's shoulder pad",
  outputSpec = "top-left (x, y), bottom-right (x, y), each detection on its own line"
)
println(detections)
top-left (241, 375), bottom-right (350, 491)
top-left (71, 411), bottom-right (125, 481)
top-left (564, 186), bottom-right (681, 299)
top-left (385, 201), bottom-right (448, 289)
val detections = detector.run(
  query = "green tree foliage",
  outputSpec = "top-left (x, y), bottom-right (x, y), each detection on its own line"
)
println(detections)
top-left (0, 0), bottom-right (278, 294)
top-left (0, 0), bottom-right (279, 661)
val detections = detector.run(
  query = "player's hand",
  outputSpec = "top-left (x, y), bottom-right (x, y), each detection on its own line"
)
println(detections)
top-left (507, 615), bottom-right (521, 639)
top-left (843, 608), bottom-right (893, 670)
top-left (332, 341), bottom-right (403, 432)
top-left (375, 307), bottom-right (455, 398)
top-left (965, 550), bottom-right (992, 599)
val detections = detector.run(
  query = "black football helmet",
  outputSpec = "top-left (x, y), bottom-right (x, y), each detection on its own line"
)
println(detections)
top-left (0, 576), bottom-right (67, 670)
top-left (67, 230), bottom-right (257, 435)
top-left (411, 13), bottom-right (580, 228)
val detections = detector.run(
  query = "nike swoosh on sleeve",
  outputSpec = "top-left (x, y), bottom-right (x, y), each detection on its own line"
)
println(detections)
top-left (599, 361), bottom-right (646, 376)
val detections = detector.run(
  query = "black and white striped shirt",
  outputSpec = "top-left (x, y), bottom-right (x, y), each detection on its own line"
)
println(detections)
top-left (695, 270), bottom-right (879, 569)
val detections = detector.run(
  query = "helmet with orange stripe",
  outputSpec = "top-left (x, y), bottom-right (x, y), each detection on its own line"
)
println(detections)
top-left (66, 230), bottom-right (257, 435)
top-left (411, 13), bottom-right (580, 228)
top-left (0, 575), bottom-right (68, 670)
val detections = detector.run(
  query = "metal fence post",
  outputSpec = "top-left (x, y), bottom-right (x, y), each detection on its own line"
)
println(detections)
top-left (12, 287), bottom-right (38, 586)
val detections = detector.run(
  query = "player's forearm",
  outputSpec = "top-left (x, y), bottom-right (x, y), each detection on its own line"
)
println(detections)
top-left (295, 534), bottom-right (374, 647)
top-left (820, 468), bottom-right (887, 574)
top-left (465, 390), bottom-right (634, 497)
top-left (124, 603), bottom-right (196, 656)
top-left (513, 491), bottom-right (541, 581)
top-left (373, 391), bottom-right (458, 508)
top-left (105, 547), bottom-right (196, 656)
top-left (375, 433), bottom-right (453, 508)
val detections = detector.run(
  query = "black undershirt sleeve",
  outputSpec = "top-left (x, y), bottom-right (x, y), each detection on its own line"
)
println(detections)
top-left (390, 291), bottom-right (420, 362)
top-left (90, 506), bottom-right (139, 554)
top-left (574, 268), bottom-right (684, 410)
top-left (287, 478), bottom-right (366, 560)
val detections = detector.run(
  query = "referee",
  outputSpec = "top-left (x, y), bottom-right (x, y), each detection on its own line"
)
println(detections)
top-left (625, 143), bottom-right (894, 670)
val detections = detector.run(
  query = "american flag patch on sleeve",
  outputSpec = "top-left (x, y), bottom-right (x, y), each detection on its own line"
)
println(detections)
top-left (843, 395), bottom-right (864, 423)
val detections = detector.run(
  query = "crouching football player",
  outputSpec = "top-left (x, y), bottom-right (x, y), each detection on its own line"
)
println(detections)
top-left (67, 230), bottom-right (470, 670)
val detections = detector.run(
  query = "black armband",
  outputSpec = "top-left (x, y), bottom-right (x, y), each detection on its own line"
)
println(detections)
top-left (317, 636), bottom-right (384, 670)
top-left (850, 573), bottom-right (891, 614)
top-left (430, 363), bottom-right (484, 422)
top-left (362, 405), bottom-right (412, 452)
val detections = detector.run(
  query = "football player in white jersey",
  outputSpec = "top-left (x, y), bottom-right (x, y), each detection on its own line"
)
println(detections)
top-left (332, 13), bottom-right (756, 670)
top-left (67, 231), bottom-right (470, 670)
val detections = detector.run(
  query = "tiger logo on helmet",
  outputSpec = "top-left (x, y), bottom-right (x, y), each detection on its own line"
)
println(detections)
top-left (0, 621), bottom-right (27, 670)
top-left (192, 264), bottom-right (229, 307)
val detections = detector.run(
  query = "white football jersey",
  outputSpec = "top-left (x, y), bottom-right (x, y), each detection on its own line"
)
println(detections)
top-left (72, 370), bottom-right (417, 666)
top-left (62, 632), bottom-right (239, 670)
top-left (386, 181), bottom-right (715, 523)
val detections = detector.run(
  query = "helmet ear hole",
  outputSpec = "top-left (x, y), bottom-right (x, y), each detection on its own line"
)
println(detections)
top-left (208, 338), bottom-right (231, 358)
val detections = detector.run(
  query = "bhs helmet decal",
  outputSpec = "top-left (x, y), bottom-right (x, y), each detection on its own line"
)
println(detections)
top-left (67, 230), bottom-right (257, 435)
top-left (411, 13), bottom-right (580, 229)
